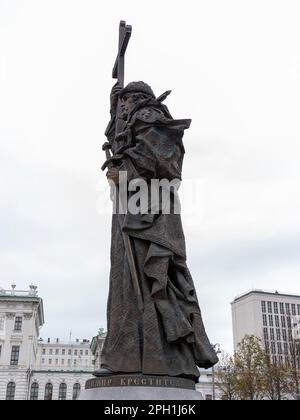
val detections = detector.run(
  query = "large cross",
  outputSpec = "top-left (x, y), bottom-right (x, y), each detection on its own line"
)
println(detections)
top-left (112, 21), bottom-right (132, 88)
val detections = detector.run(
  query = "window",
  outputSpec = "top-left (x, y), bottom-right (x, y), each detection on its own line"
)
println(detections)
top-left (72, 383), bottom-right (81, 400)
top-left (42, 358), bottom-right (45, 364)
top-left (263, 328), bottom-right (268, 340)
top-left (14, 316), bottom-right (22, 331)
top-left (68, 349), bottom-right (72, 355)
top-left (273, 302), bottom-right (278, 314)
top-left (270, 329), bottom-right (275, 341)
top-left (285, 303), bottom-right (290, 315)
top-left (292, 304), bottom-right (296, 316)
top-left (271, 342), bottom-right (276, 354)
top-left (68, 359), bottom-right (71, 366)
top-left (58, 383), bottom-right (67, 400)
top-left (80, 350), bottom-right (83, 356)
top-left (55, 349), bottom-right (59, 355)
top-left (55, 359), bottom-right (58, 365)
top-left (49, 349), bottom-right (53, 355)
top-left (281, 316), bottom-right (286, 327)
top-left (74, 350), bottom-right (78, 356)
top-left (284, 342), bottom-right (288, 355)
top-left (277, 342), bottom-right (282, 354)
top-left (263, 314), bottom-right (267, 326)
top-left (272, 356), bottom-right (277, 365)
top-left (275, 315), bottom-right (280, 327)
top-left (62, 359), bottom-right (65, 365)
top-left (265, 341), bottom-right (270, 353)
top-left (0, 316), bottom-right (5, 331)
top-left (30, 383), bottom-right (39, 400)
top-left (267, 302), bottom-right (272, 313)
top-left (49, 359), bottom-right (52, 365)
top-left (276, 329), bottom-right (281, 341)
top-left (6, 382), bottom-right (16, 400)
top-left (42, 348), bottom-right (46, 355)
top-left (297, 305), bottom-right (300, 316)
top-left (280, 303), bottom-right (284, 314)
top-left (205, 394), bottom-right (213, 400)
top-left (74, 359), bottom-right (77, 366)
top-left (287, 317), bottom-right (291, 328)
top-left (44, 383), bottom-right (53, 400)
top-left (282, 329), bottom-right (287, 341)
top-left (268, 315), bottom-right (273, 326)
top-left (10, 346), bottom-right (20, 366)
top-left (261, 301), bottom-right (266, 313)
top-left (62, 349), bottom-right (66, 355)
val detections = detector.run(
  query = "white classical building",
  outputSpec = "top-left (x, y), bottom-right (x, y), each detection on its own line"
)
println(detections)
top-left (0, 286), bottom-right (103, 400)
top-left (196, 368), bottom-right (224, 400)
top-left (231, 289), bottom-right (300, 365)
top-left (0, 285), bottom-right (44, 400)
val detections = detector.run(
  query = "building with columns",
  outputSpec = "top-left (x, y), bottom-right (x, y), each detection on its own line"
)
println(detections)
top-left (0, 285), bottom-right (44, 400)
top-left (0, 285), bottom-right (104, 400)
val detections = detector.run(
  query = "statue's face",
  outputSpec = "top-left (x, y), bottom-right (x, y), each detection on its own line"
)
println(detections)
top-left (120, 94), bottom-right (135, 120)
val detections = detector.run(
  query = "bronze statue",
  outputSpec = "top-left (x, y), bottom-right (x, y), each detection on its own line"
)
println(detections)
top-left (100, 21), bottom-right (218, 381)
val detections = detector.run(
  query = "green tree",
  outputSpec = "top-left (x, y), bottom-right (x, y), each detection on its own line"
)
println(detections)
top-left (234, 335), bottom-right (266, 400)
top-left (215, 352), bottom-right (238, 400)
top-left (263, 356), bottom-right (291, 400)
top-left (288, 338), bottom-right (300, 399)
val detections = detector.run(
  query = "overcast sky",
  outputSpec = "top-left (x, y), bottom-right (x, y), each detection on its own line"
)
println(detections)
top-left (1, 0), bottom-right (300, 353)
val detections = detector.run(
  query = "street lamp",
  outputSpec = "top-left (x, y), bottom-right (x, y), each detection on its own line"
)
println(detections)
top-left (211, 343), bottom-right (222, 401)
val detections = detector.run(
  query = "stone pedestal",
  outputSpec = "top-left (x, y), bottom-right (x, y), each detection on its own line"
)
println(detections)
top-left (78, 374), bottom-right (203, 400)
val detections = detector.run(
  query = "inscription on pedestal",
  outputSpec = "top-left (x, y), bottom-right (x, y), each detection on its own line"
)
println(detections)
top-left (85, 375), bottom-right (195, 390)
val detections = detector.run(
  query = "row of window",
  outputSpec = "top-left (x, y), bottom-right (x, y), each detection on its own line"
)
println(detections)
top-left (41, 358), bottom-right (91, 367)
top-left (265, 340), bottom-right (291, 355)
top-left (269, 355), bottom-right (295, 366)
top-left (42, 348), bottom-right (89, 356)
top-left (265, 341), bottom-right (300, 369)
top-left (6, 381), bottom-right (81, 400)
top-left (261, 301), bottom-right (300, 316)
top-left (262, 314), bottom-right (293, 328)
top-left (263, 327), bottom-right (293, 342)
top-left (4, 345), bottom-right (92, 367)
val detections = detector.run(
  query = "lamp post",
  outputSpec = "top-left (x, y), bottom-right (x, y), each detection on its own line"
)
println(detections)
top-left (212, 343), bottom-right (222, 400)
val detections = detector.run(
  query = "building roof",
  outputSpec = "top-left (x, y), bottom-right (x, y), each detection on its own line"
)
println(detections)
top-left (0, 286), bottom-right (44, 325)
top-left (232, 289), bottom-right (300, 304)
top-left (38, 340), bottom-right (91, 347)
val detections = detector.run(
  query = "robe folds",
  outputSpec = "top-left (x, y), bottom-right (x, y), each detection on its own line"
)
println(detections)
top-left (101, 102), bottom-right (218, 379)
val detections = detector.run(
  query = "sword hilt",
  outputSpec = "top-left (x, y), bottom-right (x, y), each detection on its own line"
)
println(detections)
top-left (101, 142), bottom-right (114, 170)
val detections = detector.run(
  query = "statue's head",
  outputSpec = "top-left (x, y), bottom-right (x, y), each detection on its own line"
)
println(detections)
top-left (119, 81), bottom-right (155, 120)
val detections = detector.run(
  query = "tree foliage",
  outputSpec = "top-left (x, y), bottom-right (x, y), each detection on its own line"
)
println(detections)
top-left (215, 335), bottom-right (299, 400)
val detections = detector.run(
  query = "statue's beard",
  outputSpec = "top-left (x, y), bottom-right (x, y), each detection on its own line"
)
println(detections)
top-left (121, 110), bottom-right (129, 121)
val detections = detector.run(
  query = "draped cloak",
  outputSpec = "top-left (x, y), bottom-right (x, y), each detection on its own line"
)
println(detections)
top-left (101, 100), bottom-right (218, 379)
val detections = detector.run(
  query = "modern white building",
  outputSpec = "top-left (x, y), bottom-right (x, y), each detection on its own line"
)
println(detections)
top-left (0, 286), bottom-right (99, 400)
top-left (231, 289), bottom-right (300, 366)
